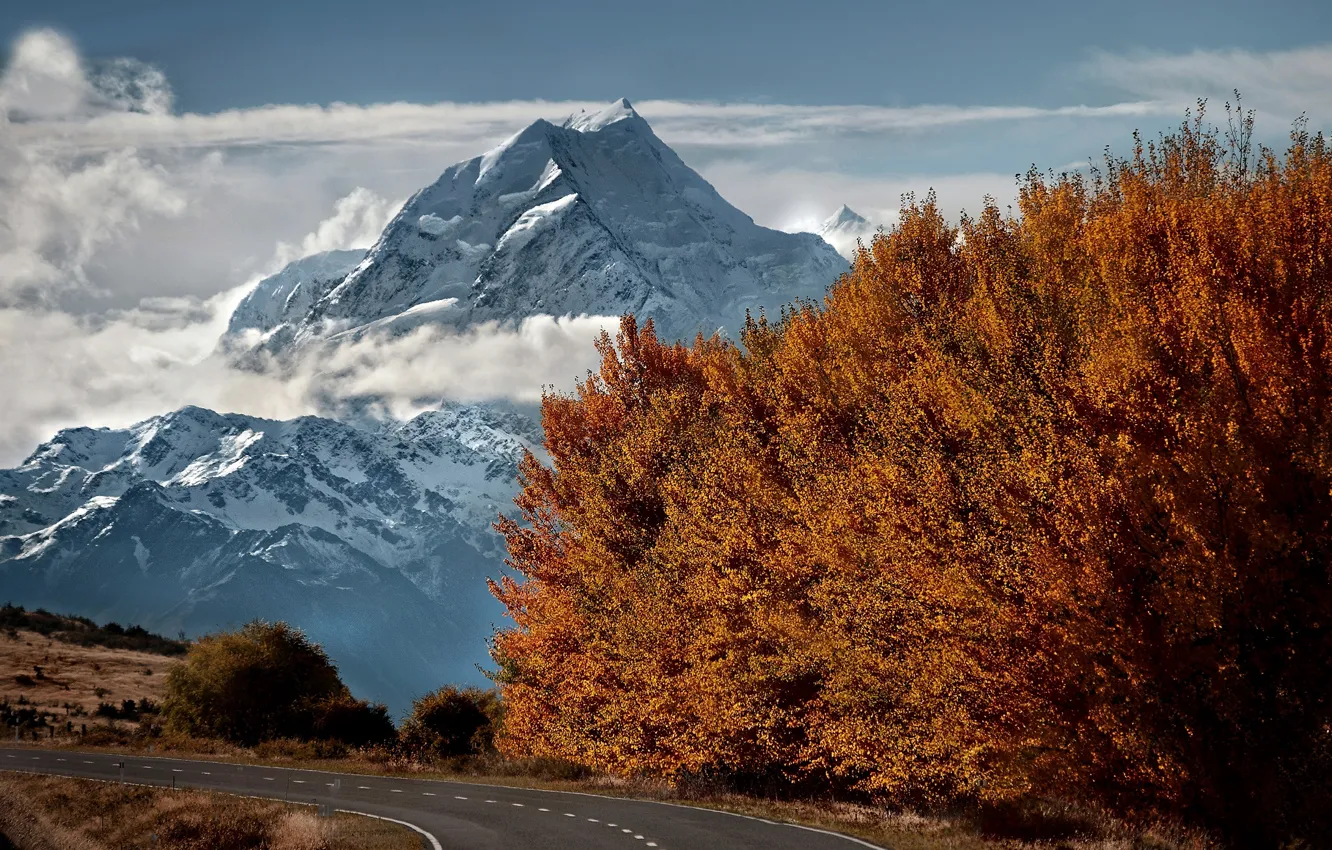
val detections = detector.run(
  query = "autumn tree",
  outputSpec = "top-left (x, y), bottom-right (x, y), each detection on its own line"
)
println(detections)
top-left (492, 108), bottom-right (1332, 847)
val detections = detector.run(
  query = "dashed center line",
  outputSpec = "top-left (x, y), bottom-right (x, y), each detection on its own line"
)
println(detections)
top-left (565, 813), bottom-right (577, 818)
top-left (422, 792), bottom-right (435, 796)
top-left (172, 769), bottom-right (183, 773)
top-left (588, 818), bottom-right (599, 822)
top-left (56, 758), bottom-right (66, 762)
top-left (263, 777), bottom-right (275, 781)
top-left (622, 828), bottom-right (633, 833)
top-left (390, 789), bottom-right (403, 793)
top-left (358, 785), bottom-right (372, 790)
top-left (202, 771), bottom-right (211, 775)
top-left (455, 795), bottom-right (468, 800)
top-left (293, 780), bottom-right (306, 784)
top-left (538, 807), bottom-right (550, 812)
top-left (512, 802), bottom-right (524, 807)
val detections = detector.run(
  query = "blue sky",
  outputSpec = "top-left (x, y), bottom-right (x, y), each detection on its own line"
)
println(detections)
top-left (1, 2), bottom-right (1331, 457)
top-left (4, 0), bottom-right (1328, 111)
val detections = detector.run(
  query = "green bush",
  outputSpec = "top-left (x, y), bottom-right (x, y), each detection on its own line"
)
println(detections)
top-left (161, 620), bottom-right (372, 746)
top-left (400, 686), bottom-right (502, 759)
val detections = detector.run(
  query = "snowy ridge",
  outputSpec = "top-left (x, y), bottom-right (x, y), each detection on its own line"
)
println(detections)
top-left (230, 98), bottom-right (847, 351)
top-left (0, 403), bottom-right (541, 709)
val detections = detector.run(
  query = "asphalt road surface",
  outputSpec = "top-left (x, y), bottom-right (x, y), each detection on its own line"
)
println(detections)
top-left (0, 747), bottom-right (885, 849)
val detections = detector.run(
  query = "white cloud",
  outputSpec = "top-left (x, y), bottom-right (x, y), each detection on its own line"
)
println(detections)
top-left (3, 96), bottom-right (1176, 154)
top-left (701, 160), bottom-right (1021, 235)
top-left (1084, 43), bottom-right (1332, 126)
top-left (270, 186), bottom-right (399, 272)
top-left (0, 29), bottom-right (190, 306)
top-left (0, 304), bottom-right (613, 466)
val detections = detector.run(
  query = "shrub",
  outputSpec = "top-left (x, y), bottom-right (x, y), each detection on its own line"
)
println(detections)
top-left (400, 686), bottom-right (502, 759)
top-left (161, 620), bottom-right (351, 746)
top-left (310, 694), bottom-right (395, 748)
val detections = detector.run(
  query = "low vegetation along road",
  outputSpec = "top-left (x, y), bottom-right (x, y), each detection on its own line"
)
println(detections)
top-left (1, 748), bottom-right (882, 849)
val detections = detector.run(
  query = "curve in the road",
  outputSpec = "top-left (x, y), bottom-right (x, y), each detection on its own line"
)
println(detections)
top-left (0, 748), bottom-right (886, 850)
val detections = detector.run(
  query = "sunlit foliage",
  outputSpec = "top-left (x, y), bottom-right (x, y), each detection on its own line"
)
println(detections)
top-left (491, 109), bottom-right (1332, 846)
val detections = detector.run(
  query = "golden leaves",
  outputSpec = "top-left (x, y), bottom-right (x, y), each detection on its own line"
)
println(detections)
top-left (490, 119), bottom-right (1332, 843)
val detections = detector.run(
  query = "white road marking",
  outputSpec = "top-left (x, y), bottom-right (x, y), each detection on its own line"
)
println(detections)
top-left (623, 828), bottom-right (633, 833)
top-left (56, 758), bottom-right (66, 762)
top-left (608, 823), bottom-right (617, 827)
top-left (422, 792), bottom-right (435, 796)
top-left (358, 786), bottom-right (372, 790)
top-left (647, 843), bottom-right (658, 847)
top-left (538, 807), bottom-right (550, 812)
top-left (263, 777), bottom-right (275, 781)
top-left (635, 836), bottom-right (644, 840)
top-left (293, 780), bottom-right (306, 784)
top-left (82, 761), bottom-right (94, 764)
top-left (485, 799), bottom-right (497, 804)
top-left (202, 772), bottom-right (211, 775)
top-left (172, 769), bottom-right (183, 773)
top-left (390, 789), bottom-right (403, 793)
top-left (565, 813), bottom-right (577, 817)
top-left (30, 757), bottom-right (39, 760)
top-left (326, 783), bottom-right (335, 787)
top-left (512, 802), bottom-right (524, 807)
top-left (4, 755), bottom-right (13, 758)
top-left (455, 795), bottom-right (468, 800)
top-left (588, 818), bottom-right (599, 822)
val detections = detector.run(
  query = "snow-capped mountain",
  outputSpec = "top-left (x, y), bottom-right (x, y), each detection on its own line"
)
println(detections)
top-left (1, 100), bottom-right (854, 711)
top-left (232, 98), bottom-right (847, 351)
top-left (227, 249), bottom-right (367, 341)
top-left (817, 205), bottom-right (877, 260)
top-left (0, 404), bottom-right (541, 710)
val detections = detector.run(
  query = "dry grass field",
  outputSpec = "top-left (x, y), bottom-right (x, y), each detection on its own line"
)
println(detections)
top-left (1, 629), bottom-right (175, 723)
top-left (0, 772), bottom-right (420, 850)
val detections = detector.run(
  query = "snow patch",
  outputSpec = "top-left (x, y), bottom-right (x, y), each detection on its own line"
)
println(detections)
top-left (495, 193), bottom-right (579, 254)
top-left (132, 535), bottom-right (151, 573)
top-left (418, 214), bottom-right (460, 236)
top-left (169, 429), bottom-right (264, 486)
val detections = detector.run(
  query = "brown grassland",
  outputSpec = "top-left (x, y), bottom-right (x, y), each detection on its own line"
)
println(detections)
top-left (1, 629), bottom-right (172, 723)
top-left (0, 772), bottom-right (418, 850)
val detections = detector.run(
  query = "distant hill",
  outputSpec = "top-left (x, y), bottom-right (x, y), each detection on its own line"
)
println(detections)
top-left (0, 603), bottom-right (186, 656)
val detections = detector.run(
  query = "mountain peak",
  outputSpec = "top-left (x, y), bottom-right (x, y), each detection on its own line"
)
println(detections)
top-left (822, 205), bottom-right (869, 231)
top-left (564, 97), bottom-right (641, 133)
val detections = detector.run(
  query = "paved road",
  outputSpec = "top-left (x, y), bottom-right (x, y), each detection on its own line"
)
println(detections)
top-left (0, 747), bottom-right (883, 849)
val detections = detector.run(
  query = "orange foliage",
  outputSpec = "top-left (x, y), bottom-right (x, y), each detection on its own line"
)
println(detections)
top-left (491, 110), bottom-right (1332, 846)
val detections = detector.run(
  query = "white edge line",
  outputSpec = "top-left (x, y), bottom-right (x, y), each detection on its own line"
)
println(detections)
top-left (0, 750), bottom-right (885, 848)
top-left (0, 766), bottom-right (442, 850)
top-left (337, 808), bottom-right (442, 850)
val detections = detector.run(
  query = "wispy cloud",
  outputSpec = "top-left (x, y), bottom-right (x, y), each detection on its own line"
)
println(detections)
top-left (1084, 43), bottom-right (1332, 124)
top-left (8, 97), bottom-right (1177, 153)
